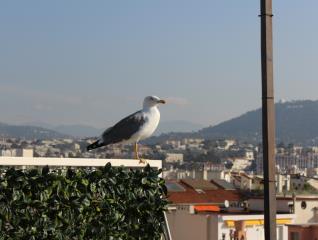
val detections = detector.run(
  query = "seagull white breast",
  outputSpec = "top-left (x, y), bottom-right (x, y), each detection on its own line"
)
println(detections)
top-left (136, 106), bottom-right (160, 141)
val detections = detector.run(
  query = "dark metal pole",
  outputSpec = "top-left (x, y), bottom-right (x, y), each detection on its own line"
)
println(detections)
top-left (260, 0), bottom-right (277, 240)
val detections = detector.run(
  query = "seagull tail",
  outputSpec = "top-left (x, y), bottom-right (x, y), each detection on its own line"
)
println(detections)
top-left (86, 139), bottom-right (104, 151)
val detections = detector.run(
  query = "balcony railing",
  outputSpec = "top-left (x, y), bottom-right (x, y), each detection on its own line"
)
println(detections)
top-left (0, 156), bottom-right (162, 169)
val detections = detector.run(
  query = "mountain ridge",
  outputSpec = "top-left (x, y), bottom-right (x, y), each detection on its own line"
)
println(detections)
top-left (0, 120), bottom-right (203, 139)
top-left (0, 122), bottom-right (68, 139)
top-left (197, 99), bottom-right (318, 144)
top-left (2, 100), bottom-right (318, 144)
top-left (147, 100), bottom-right (318, 145)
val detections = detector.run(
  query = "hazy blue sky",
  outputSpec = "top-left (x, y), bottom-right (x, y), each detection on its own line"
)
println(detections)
top-left (1, 1), bottom-right (317, 128)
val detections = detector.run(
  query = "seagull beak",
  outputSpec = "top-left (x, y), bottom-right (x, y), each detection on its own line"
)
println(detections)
top-left (158, 99), bottom-right (166, 104)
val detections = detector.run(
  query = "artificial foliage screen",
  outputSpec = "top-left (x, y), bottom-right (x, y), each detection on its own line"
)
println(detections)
top-left (0, 163), bottom-right (168, 240)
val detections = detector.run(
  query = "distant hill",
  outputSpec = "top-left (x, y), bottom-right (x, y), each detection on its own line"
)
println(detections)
top-left (52, 125), bottom-right (101, 138)
top-left (5, 100), bottom-right (318, 143)
top-left (155, 120), bottom-right (203, 135)
top-left (0, 122), bottom-right (68, 139)
top-left (24, 121), bottom-right (203, 138)
top-left (147, 100), bottom-right (318, 145)
top-left (198, 100), bottom-right (318, 144)
top-left (23, 122), bottom-right (102, 138)
top-left (52, 121), bottom-right (202, 138)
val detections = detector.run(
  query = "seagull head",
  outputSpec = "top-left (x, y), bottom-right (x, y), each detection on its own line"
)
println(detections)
top-left (143, 96), bottom-right (166, 108)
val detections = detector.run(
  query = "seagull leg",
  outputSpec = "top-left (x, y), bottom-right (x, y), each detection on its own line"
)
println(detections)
top-left (134, 142), bottom-right (139, 159)
top-left (134, 142), bottom-right (146, 164)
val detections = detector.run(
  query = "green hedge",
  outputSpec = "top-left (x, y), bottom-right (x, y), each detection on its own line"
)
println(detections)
top-left (0, 163), bottom-right (168, 240)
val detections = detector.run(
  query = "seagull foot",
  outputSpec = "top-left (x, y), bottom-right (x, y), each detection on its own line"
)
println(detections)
top-left (138, 158), bottom-right (147, 164)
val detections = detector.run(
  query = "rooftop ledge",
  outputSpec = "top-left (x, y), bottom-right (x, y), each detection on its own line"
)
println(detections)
top-left (0, 156), bottom-right (162, 169)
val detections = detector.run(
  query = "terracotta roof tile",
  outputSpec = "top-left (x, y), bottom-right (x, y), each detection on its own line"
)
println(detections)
top-left (167, 180), bottom-right (241, 204)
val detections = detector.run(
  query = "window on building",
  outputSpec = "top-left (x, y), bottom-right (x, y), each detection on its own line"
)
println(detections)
top-left (290, 232), bottom-right (300, 240)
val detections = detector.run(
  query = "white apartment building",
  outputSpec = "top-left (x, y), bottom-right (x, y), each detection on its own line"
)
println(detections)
top-left (0, 148), bottom-right (34, 157)
top-left (165, 153), bottom-right (184, 163)
top-left (249, 195), bottom-right (318, 224)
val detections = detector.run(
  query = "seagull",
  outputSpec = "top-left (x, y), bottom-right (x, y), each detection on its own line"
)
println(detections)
top-left (86, 96), bottom-right (166, 163)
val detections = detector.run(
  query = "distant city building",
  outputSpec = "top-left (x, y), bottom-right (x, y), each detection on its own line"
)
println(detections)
top-left (204, 168), bottom-right (226, 181)
top-left (249, 195), bottom-right (318, 224)
top-left (165, 153), bottom-right (184, 163)
top-left (244, 149), bottom-right (254, 160)
top-left (276, 174), bottom-right (291, 193)
top-left (231, 158), bottom-right (252, 171)
top-left (223, 139), bottom-right (236, 150)
top-left (0, 148), bottom-right (33, 157)
top-left (256, 150), bottom-right (318, 174)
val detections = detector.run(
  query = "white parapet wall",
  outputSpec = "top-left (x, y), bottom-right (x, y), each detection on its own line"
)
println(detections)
top-left (0, 157), bottom-right (162, 169)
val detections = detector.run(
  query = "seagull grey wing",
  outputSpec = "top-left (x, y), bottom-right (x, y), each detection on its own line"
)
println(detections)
top-left (102, 126), bottom-right (112, 136)
top-left (101, 111), bottom-right (146, 145)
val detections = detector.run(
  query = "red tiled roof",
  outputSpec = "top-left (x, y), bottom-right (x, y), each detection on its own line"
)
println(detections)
top-left (167, 180), bottom-right (241, 204)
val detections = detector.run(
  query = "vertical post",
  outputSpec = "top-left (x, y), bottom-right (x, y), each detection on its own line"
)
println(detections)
top-left (260, 0), bottom-right (277, 240)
